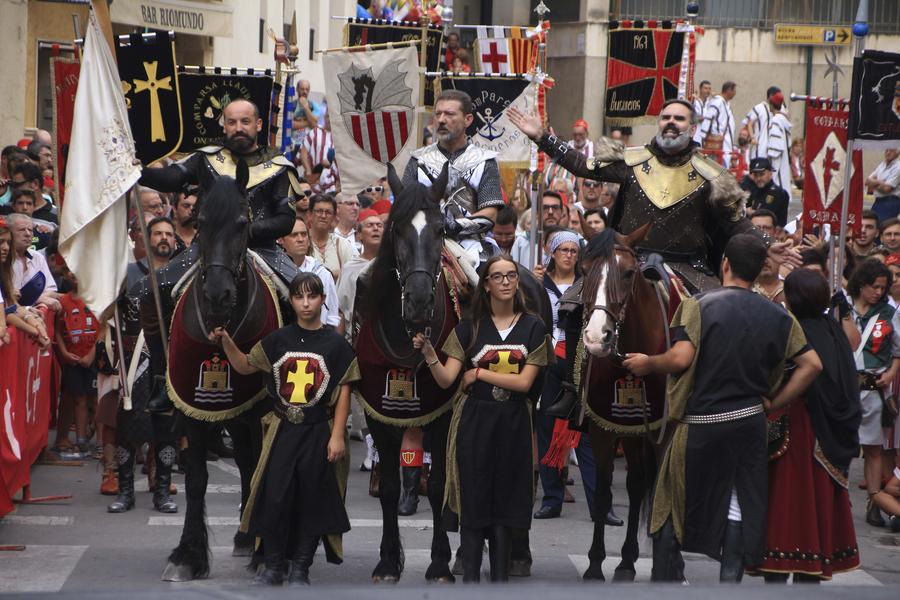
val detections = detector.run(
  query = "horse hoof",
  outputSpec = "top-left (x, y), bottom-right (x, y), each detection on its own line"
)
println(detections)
top-left (372, 574), bottom-right (400, 584)
top-left (425, 562), bottom-right (455, 583)
top-left (161, 561), bottom-right (197, 582)
top-left (612, 567), bottom-right (636, 582)
top-left (509, 559), bottom-right (532, 577)
top-left (582, 563), bottom-right (606, 582)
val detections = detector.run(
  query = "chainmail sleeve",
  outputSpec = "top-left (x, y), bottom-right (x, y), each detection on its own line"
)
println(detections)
top-left (536, 133), bottom-right (629, 183)
top-left (475, 159), bottom-right (505, 211)
top-left (248, 171), bottom-right (296, 245)
top-left (138, 153), bottom-right (203, 192)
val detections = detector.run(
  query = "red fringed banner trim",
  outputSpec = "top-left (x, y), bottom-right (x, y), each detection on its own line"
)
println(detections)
top-left (540, 418), bottom-right (582, 471)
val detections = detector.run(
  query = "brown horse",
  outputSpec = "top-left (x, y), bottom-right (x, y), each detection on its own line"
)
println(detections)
top-left (575, 226), bottom-right (671, 582)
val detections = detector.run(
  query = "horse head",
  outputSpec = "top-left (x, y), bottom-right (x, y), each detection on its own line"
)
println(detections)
top-left (582, 224), bottom-right (651, 358)
top-left (377, 161), bottom-right (448, 335)
top-left (196, 160), bottom-right (250, 330)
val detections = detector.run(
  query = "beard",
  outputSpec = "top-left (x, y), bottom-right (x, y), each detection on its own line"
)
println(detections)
top-left (654, 126), bottom-right (692, 154)
top-left (224, 132), bottom-right (255, 154)
top-left (152, 242), bottom-right (173, 259)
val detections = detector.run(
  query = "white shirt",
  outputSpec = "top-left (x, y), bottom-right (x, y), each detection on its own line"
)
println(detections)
top-left (334, 226), bottom-right (361, 255)
top-left (767, 113), bottom-right (793, 197)
top-left (335, 255), bottom-right (372, 329)
top-left (701, 95), bottom-right (735, 164)
top-left (870, 159), bottom-right (900, 198)
top-left (298, 255), bottom-right (341, 327)
top-left (311, 233), bottom-right (356, 281)
top-left (692, 97), bottom-right (710, 144)
top-left (12, 249), bottom-right (57, 299)
top-left (742, 101), bottom-right (774, 159)
top-left (510, 234), bottom-right (533, 269)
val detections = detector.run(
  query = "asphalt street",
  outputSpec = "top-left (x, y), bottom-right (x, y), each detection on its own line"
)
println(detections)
top-left (0, 431), bottom-right (897, 595)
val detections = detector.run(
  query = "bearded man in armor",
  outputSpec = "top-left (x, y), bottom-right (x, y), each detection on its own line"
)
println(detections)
top-left (403, 90), bottom-right (506, 268)
top-left (137, 99), bottom-right (301, 412)
top-left (508, 99), bottom-right (797, 292)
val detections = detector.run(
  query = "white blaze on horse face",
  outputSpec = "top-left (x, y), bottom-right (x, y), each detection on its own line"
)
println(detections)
top-left (411, 210), bottom-right (428, 236)
top-left (583, 259), bottom-right (616, 357)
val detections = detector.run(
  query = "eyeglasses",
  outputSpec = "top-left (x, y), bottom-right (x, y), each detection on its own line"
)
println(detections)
top-left (543, 204), bottom-right (562, 212)
top-left (300, 190), bottom-right (313, 197)
top-left (487, 271), bottom-right (519, 283)
top-left (582, 181), bottom-right (602, 188)
top-left (313, 209), bottom-right (334, 217)
top-left (365, 186), bottom-right (384, 193)
top-left (555, 247), bottom-right (579, 256)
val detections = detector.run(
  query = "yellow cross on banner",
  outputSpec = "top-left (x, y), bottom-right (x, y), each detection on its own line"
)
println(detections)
top-left (133, 61), bottom-right (172, 142)
top-left (488, 351), bottom-right (520, 375)
top-left (286, 359), bottom-right (316, 404)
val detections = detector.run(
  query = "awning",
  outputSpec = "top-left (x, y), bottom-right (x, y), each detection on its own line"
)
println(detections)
top-left (110, 0), bottom-right (233, 38)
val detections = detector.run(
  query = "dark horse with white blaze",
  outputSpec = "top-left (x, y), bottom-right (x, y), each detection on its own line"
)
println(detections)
top-left (354, 164), bottom-right (550, 583)
top-left (161, 161), bottom-right (281, 581)
top-left (574, 227), bottom-right (673, 582)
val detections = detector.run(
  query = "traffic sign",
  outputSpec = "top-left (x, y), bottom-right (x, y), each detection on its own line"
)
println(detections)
top-left (775, 24), bottom-right (851, 46)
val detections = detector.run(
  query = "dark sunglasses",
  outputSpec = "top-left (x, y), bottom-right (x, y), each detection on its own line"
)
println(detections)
top-left (365, 185), bottom-right (384, 194)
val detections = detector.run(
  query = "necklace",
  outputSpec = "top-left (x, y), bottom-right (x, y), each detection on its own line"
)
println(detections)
top-left (494, 312), bottom-right (520, 332)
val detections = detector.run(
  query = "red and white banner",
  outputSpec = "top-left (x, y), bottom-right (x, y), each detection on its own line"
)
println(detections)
top-left (802, 103), bottom-right (864, 233)
top-left (0, 312), bottom-right (56, 516)
top-left (324, 44), bottom-right (420, 194)
top-left (50, 56), bottom-right (80, 208)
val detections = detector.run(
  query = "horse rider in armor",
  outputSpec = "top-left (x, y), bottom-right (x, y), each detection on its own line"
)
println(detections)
top-left (403, 89), bottom-right (506, 273)
top-left (137, 99), bottom-right (302, 412)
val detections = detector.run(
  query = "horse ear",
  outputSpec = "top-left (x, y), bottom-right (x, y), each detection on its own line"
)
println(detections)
top-left (386, 162), bottom-right (404, 197)
top-left (624, 221), bottom-right (652, 248)
top-left (235, 159), bottom-right (249, 195)
top-left (432, 161), bottom-right (450, 201)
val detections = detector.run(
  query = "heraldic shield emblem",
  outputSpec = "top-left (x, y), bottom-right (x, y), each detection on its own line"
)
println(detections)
top-left (115, 32), bottom-right (182, 165)
top-left (336, 59), bottom-right (414, 163)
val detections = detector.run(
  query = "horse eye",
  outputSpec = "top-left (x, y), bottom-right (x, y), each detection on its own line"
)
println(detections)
top-left (624, 270), bottom-right (636, 278)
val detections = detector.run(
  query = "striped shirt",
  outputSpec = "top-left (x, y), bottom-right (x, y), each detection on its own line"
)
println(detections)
top-left (303, 126), bottom-right (339, 192)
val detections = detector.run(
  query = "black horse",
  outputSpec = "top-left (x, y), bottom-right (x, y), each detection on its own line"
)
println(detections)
top-left (161, 162), bottom-right (281, 581)
top-left (354, 164), bottom-right (551, 583)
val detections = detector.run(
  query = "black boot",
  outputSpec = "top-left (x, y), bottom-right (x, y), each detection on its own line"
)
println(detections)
top-left (651, 518), bottom-right (685, 582)
top-left (866, 496), bottom-right (885, 527)
top-left (488, 525), bottom-right (511, 583)
top-left (719, 519), bottom-right (744, 583)
top-left (288, 535), bottom-right (318, 586)
top-left (107, 446), bottom-right (135, 513)
top-left (397, 466), bottom-right (421, 516)
top-left (253, 552), bottom-right (286, 585)
top-left (152, 444), bottom-right (178, 513)
top-left (509, 528), bottom-right (532, 577)
top-left (145, 332), bottom-right (174, 413)
top-left (460, 527), bottom-right (484, 583)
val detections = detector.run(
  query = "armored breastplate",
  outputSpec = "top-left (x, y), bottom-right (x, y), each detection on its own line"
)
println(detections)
top-left (199, 147), bottom-right (290, 225)
top-left (413, 143), bottom-right (497, 216)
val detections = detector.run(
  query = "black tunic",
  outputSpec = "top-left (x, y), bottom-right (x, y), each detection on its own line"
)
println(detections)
top-left (242, 324), bottom-right (359, 558)
top-left (651, 287), bottom-right (809, 567)
top-left (442, 314), bottom-right (548, 531)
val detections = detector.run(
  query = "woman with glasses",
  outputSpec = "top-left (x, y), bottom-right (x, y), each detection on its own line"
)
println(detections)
top-left (413, 255), bottom-right (548, 582)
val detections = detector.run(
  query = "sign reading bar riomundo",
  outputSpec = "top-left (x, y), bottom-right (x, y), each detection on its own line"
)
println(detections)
top-left (110, 0), bottom-right (233, 38)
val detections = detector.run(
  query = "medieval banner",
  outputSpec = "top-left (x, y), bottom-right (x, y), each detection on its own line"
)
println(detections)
top-left (344, 18), bottom-right (444, 106)
top-left (848, 49), bottom-right (900, 149)
top-left (605, 22), bottom-right (689, 123)
top-left (802, 102), bottom-right (864, 233)
top-left (437, 75), bottom-right (537, 167)
top-left (50, 56), bottom-right (80, 206)
top-left (324, 45), bottom-right (420, 194)
top-left (176, 70), bottom-right (275, 153)
top-left (474, 26), bottom-right (538, 75)
top-left (116, 32), bottom-right (182, 165)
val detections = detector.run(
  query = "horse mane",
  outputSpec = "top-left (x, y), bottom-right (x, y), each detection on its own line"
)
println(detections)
top-left (197, 176), bottom-right (245, 231)
top-left (362, 181), bottom-right (442, 319)
top-left (582, 228), bottom-right (626, 309)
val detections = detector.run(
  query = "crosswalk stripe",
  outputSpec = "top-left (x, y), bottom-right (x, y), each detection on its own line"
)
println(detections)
top-left (133, 481), bottom-right (240, 494)
top-left (0, 545), bottom-right (88, 593)
top-left (148, 516), bottom-right (434, 527)
top-left (207, 460), bottom-right (241, 478)
top-left (568, 554), bottom-right (883, 586)
top-left (0, 516), bottom-right (73, 526)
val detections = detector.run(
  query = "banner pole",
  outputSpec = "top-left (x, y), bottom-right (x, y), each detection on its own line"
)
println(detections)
top-left (130, 185), bottom-right (169, 357)
top-left (112, 305), bottom-right (132, 411)
top-left (834, 0), bottom-right (868, 294)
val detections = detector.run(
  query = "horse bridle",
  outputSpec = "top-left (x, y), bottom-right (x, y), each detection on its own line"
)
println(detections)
top-left (196, 254), bottom-right (247, 334)
top-left (394, 265), bottom-right (442, 340)
top-left (584, 244), bottom-right (638, 363)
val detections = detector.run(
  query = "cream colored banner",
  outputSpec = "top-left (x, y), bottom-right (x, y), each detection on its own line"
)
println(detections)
top-left (111, 0), bottom-right (233, 37)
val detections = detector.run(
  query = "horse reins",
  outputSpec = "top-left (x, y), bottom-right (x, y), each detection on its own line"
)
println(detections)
top-left (583, 244), bottom-right (638, 363)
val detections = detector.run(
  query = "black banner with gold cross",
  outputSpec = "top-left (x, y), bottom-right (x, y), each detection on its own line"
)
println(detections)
top-left (115, 32), bottom-right (182, 165)
top-left (176, 69), bottom-right (275, 153)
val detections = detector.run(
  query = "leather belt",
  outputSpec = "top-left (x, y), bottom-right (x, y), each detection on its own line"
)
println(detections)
top-left (681, 404), bottom-right (764, 425)
top-left (636, 247), bottom-right (714, 276)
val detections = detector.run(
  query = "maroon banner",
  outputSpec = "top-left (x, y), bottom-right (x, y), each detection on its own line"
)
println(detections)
top-left (802, 103), bottom-right (864, 234)
top-left (51, 57), bottom-right (80, 207)
top-left (0, 311), bottom-right (55, 516)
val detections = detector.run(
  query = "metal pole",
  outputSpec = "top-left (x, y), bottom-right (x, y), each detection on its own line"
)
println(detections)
top-left (834, 0), bottom-right (869, 293)
top-left (131, 185), bottom-right (168, 356)
top-left (112, 305), bottom-right (132, 411)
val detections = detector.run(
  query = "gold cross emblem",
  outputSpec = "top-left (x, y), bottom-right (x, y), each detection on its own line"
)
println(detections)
top-left (133, 61), bottom-right (172, 142)
top-left (658, 187), bottom-right (670, 203)
top-left (286, 359), bottom-right (316, 404)
top-left (488, 351), bottom-right (519, 375)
